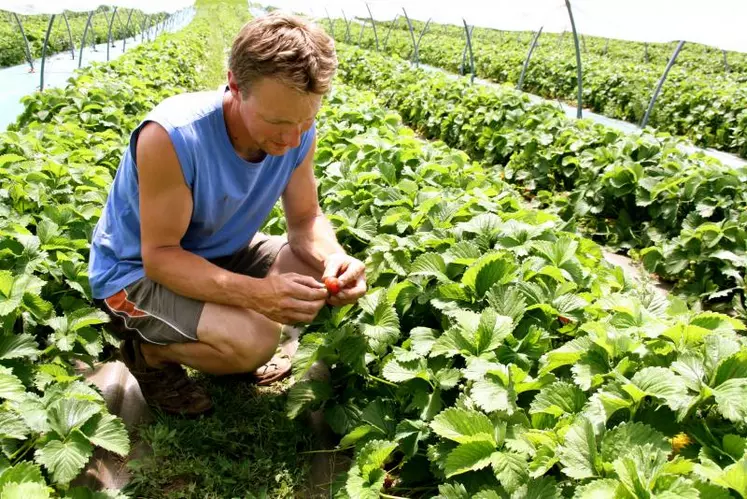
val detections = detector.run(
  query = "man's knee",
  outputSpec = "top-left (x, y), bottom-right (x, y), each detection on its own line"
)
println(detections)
top-left (198, 305), bottom-right (282, 374)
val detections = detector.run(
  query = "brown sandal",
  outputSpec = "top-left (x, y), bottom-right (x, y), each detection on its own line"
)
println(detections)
top-left (252, 352), bottom-right (292, 386)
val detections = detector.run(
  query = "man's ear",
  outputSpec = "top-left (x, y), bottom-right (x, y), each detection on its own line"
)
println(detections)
top-left (227, 70), bottom-right (241, 99)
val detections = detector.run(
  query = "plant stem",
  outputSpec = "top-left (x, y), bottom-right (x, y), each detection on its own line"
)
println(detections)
top-left (369, 375), bottom-right (398, 388)
top-left (299, 448), bottom-right (340, 455)
top-left (380, 493), bottom-right (409, 499)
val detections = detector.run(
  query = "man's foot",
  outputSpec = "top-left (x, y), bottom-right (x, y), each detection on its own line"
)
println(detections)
top-left (119, 339), bottom-right (213, 416)
top-left (252, 352), bottom-right (292, 386)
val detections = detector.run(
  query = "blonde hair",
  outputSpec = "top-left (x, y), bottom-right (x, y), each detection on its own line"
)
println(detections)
top-left (229, 12), bottom-right (337, 95)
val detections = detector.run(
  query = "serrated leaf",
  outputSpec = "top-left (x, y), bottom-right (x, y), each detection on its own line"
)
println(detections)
top-left (713, 378), bottom-right (747, 423)
top-left (431, 407), bottom-right (495, 444)
top-left (472, 373), bottom-right (518, 415)
top-left (462, 253), bottom-right (517, 298)
top-left (435, 368), bottom-right (461, 390)
top-left (626, 367), bottom-right (689, 412)
top-left (339, 425), bottom-right (377, 449)
top-left (410, 253), bottom-right (450, 282)
top-left (286, 380), bottom-right (331, 419)
top-left (34, 431), bottom-right (93, 485)
top-left (0, 482), bottom-right (51, 498)
top-left (382, 358), bottom-right (426, 383)
top-left (558, 417), bottom-right (599, 480)
top-left (410, 327), bottom-right (437, 356)
top-left (436, 483), bottom-right (469, 499)
top-left (0, 408), bottom-right (30, 440)
top-left (80, 413), bottom-right (129, 456)
top-left (513, 476), bottom-right (560, 499)
top-left (529, 381), bottom-right (587, 418)
top-left (491, 451), bottom-right (529, 492)
top-left (357, 439), bottom-right (397, 481)
top-left (444, 440), bottom-right (496, 477)
top-left (613, 444), bottom-right (672, 498)
top-left (0, 367), bottom-right (25, 402)
top-left (485, 285), bottom-right (527, 323)
top-left (0, 333), bottom-right (39, 360)
top-left (572, 479), bottom-right (620, 498)
top-left (714, 350), bottom-right (747, 387)
top-left (600, 422), bottom-right (670, 463)
top-left (47, 398), bottom-right (102, 438)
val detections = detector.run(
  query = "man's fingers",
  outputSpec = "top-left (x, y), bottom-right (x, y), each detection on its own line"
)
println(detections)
top-left (288, 276), bottom-right (328, 300)
top-left (338, 263), bottom-right (365, 287)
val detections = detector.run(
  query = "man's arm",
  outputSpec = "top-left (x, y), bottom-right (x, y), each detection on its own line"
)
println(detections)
top-left (137, 121), bottom-right (260, 308)
top-left (282, 134), bottom-right (367, 305)
top-left (282, 135), bottom-right (345, 272)
top-left (137, 122), bottom-right (326, 323)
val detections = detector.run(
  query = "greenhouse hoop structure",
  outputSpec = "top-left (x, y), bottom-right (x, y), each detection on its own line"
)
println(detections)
top-left (268, 0), bottom-right (747, 125)
top-left (2, 0), bottom-right (195, 90)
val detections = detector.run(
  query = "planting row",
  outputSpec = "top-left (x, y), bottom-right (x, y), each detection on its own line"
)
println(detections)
top-left (0, 9), bottom-right (168, 69)
top-left (0, 1), bottom-right (243, 495)
top-left (333, 45), bottom-right (747, 319)
top-left (284, 75), bottom-right (747, 498)
top-left (329, 18), bottom-right (747, 159)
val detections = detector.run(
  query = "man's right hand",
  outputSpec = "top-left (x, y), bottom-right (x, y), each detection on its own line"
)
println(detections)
top-left (250, 273), bottom-right (328, 325)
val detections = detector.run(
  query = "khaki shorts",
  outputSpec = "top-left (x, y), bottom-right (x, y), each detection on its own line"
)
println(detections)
top-left (95, 233), bottom-right (287, 345)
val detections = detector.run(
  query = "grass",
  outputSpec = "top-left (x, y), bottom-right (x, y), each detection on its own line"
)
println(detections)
top-left (124, 375), bottom-right (316, 498)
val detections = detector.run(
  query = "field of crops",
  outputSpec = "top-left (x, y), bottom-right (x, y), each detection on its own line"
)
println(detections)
top-left (0, 1), bottom-right (746, 498)
top-left (0, 8), bottom-right (168, 69)
top-left (329, 17), bottom-right (747, 159)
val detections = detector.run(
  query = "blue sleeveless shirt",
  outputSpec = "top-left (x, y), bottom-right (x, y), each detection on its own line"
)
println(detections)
top-left (88, 86), bottom-right (316, 299)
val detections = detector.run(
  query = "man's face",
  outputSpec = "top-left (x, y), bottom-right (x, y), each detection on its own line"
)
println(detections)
top-left (233, 75), bottom-right (321, 157)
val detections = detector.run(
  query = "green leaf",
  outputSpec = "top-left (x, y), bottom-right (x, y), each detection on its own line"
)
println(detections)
top-left (0, 408), bottom-right (30, 440)
top-left (485, 285), bottom-right (527, 323)
top-left (0, 367), bottom-right (25, 402)
top-left (572, 479), bottom-right (621, 498)
top-left (444, 440), bottom-right (496, 477)
top-left (356, 439), bottom-right (397, 481)
top-left (434, 368), bottom-right (461, 390)
top-left (47, 398), bottom-right (102, 438)
top-left (344, 464), bottom-right (385, 499)
top-left (626, 367), bottom-right (689, 412)
top-left (529, 381), bottom-right (587, 418)
top-left (713, 378), bottom-right (747, 423)
top-left (339, 425), bottom-right (377, 449)
top-left (600, 422), bottom-right (670, 463)
top-left (472, 372), bottom-right (518, 415)
top-left (431, 407), bottom-right (495, 444)
top-left (714, 350), bottom-right (747, 387)
top-left (0, 334), bottom-right (39, 361)
top-left (558, 417), bottom-right (600, 480)
top-left (0, 482), bottom-right (51, 498)
top-left (462, 253), bottom-right (517, 298)
top-left (410, 327), bottom-right (438, 356)
top-left (723, 434), bottom-right (746, 462)
top-left (512, 476), bottom-right (560, 499)
top-left (472, 309), bottom-right (513, 355)
top-left (285, 380), bottom-right (331, 419)
top-left (0, 272), bottom-right (13, 298)
top-left (34, 431), bottom-right (93, 485)
top-left (0, 461), bottom-right (44, 493)
top-left (491, 451), bottom-right (529, 492)
top-left (80, 413), bottom-right (129, 456)
top-left (436, 483), bottom-right (469, 499)
top-left (694, 456), bottom-right (747, 497)
top-left (410, 253), bottom-right (450, 282)
top-left (613, 445), bottom-right (672, 498)
top-left (382, 359), bottom-right (426, 383)
top-left (360, 298), bottom-right (400, 353)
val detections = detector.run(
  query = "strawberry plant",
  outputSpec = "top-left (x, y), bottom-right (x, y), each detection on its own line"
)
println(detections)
top-left (334, 45), bottom-right (747, 319)
top-left (286, 79), bottom-right (747, 498)
top-left (330, 18), bottom-right (747, 159)
top-left (0, 1), bottom-right (243, 495)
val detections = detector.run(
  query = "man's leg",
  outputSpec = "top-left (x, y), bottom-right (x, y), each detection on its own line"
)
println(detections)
top-left (139, 243), bottom-right (322, 375)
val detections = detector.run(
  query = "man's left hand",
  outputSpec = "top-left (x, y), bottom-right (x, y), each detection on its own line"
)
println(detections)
top-left (322, 253), bottom-right (367, 306)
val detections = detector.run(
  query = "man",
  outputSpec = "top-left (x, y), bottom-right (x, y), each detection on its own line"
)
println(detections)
top-left (88, 12), bottom-right (366, 416)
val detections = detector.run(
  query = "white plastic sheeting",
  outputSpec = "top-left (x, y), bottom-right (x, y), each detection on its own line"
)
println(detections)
top-left (1, 0), bottom-right (194, 15)
top-left (261, 0), bottom-right (747, 53)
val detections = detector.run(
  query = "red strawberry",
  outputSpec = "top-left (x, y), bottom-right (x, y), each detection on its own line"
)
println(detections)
top-left (324, 276), bottom-right (341, 295)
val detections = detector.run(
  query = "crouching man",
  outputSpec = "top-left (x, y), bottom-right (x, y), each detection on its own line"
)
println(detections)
top-left (88, 12), bottom-right (366, 416)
